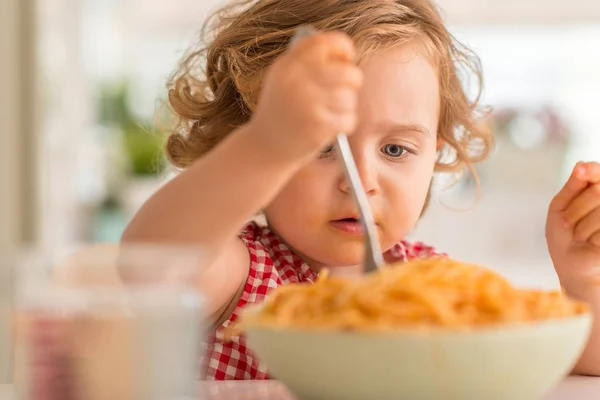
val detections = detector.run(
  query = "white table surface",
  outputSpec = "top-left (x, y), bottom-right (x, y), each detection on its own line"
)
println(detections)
top-left (1, 377), bottom-right (599, 399)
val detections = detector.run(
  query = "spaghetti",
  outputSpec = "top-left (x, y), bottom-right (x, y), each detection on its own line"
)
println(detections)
top-left (241, 257), bottom-right (589, 331)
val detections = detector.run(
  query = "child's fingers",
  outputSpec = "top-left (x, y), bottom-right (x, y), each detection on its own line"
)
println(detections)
top-left (292, 31), bottom-right (357, 65)
top-left (320, 108), bottom-right (358, 135)
top-left (315, 65), bottom-right (364, 89)
top-left (325, 88), bottom-right (359, 114)
top-left (549, 162), bottom-right (600, 213)
top-left (564, 183), bottom-right (600, 228)
top-left (579, 162), bottom-right (600, 186)
top-left (573, 205), bottom-right (600, 242)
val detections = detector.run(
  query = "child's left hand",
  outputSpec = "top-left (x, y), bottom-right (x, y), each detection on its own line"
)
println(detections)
top-left (546, 161), bottom-right (600, 295)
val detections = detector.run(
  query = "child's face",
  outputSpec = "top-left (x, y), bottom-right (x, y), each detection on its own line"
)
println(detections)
top-left (265, 41), bottom-right (440, 270)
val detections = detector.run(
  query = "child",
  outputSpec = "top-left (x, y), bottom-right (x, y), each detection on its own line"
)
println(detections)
top-left (122, 0), bottom-right (600, 380)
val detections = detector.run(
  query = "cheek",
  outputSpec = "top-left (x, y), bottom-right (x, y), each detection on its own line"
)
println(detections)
top-left (384, 177), bottom-right (430, 216)
top-left (266, 167), bottom-right (335, 228)
top-left (409, 156), bottom-right (436, 205)
top-left (383, 156), bottom-right (436, 216)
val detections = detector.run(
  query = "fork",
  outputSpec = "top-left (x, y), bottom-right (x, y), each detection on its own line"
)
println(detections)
top-left (291, 26), bottom-right (384, 274)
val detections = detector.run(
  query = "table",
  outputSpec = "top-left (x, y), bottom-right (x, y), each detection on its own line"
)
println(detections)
top-left (1, 377), bottom-right (599, 399)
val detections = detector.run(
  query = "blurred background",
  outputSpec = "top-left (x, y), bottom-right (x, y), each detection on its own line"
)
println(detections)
top-left (3, 0), bottom-right (600, 281)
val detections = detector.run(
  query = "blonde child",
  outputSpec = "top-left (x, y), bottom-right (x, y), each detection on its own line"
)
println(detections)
top-left (123, 0), bottom-right (600, 380)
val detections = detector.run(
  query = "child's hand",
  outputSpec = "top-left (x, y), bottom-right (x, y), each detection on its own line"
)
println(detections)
top-left (248, 31), bottom-right (363, 162)
top-left (546, 161), bottom-right (600, 295)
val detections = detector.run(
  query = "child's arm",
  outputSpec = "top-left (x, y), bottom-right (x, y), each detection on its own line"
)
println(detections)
top-left (122, 125), bottom-right (304, 316)
top-left (121, 32), bottom-right (363, 317)
top-left (546, 161), bottom-right (600, 376)
top-left (123, 124), bottom-right (295, 251)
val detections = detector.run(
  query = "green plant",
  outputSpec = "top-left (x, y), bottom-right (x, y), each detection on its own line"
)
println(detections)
top-left (98, 82), bottom-right (166, 176)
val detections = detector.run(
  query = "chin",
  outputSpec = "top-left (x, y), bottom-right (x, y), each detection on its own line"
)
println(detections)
top-left (311, 245), bottom-right (365, 268)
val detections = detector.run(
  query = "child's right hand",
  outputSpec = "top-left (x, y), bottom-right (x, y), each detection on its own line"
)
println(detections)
top-left (248, 31), bottom-right (363, 163)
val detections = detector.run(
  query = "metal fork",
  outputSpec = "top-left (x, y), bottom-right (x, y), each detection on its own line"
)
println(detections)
top-left (291, 26), bottom-right (383, 273)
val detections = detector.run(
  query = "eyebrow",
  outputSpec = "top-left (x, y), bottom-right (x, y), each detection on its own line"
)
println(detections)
top-left (384, 123), bottom-right (432, 136)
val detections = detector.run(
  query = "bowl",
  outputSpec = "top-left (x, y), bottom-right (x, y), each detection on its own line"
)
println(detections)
top-left (243, 305), bottom-right (592, 400)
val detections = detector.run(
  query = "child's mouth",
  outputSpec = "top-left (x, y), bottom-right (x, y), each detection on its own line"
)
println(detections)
top-left (330, 218), bottom-right (364, 235)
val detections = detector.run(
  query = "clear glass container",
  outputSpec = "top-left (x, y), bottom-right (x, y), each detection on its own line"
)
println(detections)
top-left (13, 243), bottom-right (207, 400)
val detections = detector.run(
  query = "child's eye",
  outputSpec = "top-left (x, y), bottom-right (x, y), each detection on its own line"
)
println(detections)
top-left (381, 144), bottom-right (407, 158)
top-left (318, 144), bottom-right (336, 158)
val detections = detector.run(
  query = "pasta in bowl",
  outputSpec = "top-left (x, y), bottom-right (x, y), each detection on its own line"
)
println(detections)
top-left (238, 258), bottom-right (592, 400)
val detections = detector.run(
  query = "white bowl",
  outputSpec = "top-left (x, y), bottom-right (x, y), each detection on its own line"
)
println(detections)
top-left (243, 306), bottom-right (592, 400)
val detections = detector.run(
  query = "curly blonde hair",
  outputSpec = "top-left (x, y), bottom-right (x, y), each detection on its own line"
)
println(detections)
top-left (165, 0), bottom-right (492, 178)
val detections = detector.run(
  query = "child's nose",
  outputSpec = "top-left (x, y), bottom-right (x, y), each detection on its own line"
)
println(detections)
top-left (338, 153), bottom-right (380, 196)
